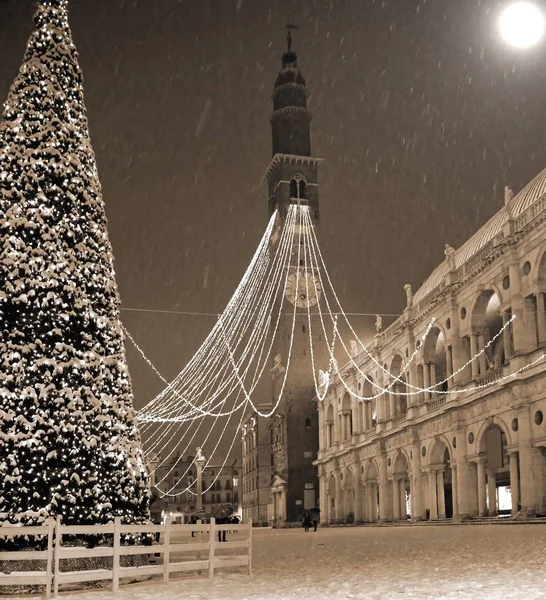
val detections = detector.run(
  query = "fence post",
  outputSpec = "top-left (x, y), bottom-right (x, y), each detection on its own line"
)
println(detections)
top-left (53, 516), bottom-right (62, 597)
top-left (112, 517), bottom-right (121, 593)
top-left (208, 517), bottom-right (215, 580)
top-left (163, 517), bottom-right (171, 585)
top-left (45, 518), bottom-right (54, 599)
top-left (248, 520), bottom-right (252, 575)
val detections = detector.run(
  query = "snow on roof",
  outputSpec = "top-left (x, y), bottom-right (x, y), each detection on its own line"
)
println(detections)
top-left (413, 166), bottom-right (546, 304)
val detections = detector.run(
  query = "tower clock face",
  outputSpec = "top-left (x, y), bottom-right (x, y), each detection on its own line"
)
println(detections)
top-left (285, 270), bottom-right (322, 308)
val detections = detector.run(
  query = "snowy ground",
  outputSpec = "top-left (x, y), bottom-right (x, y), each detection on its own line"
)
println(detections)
top-left (8, 524), bottom-right (546, 600)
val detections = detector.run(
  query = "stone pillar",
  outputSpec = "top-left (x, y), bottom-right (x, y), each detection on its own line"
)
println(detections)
top-left (455, 432), bottom-right (470, 518)
top-left (518, 406), bottom-right (537, 515)
top-left (377, 391), bottom-right (387, 425)
top-left (502, 311), bottom-right (513, 359)
top-left (411, 445), bottom-right (423, 520)
top-left (446, 346), bottom-right (453, 385)
top-left (389, 392), bottom-right (396, 420)
top-left (428, 470), bottom-right (438, 520)
top-left (351, 399), bottom-right (360, 434)
top-left (437, 470), bottom-right (446, 518)
top-left (508, 259), bottom-right (530, 353)
top-left (195, 454), bottom-right (205, 511)
top-left (451, 465), bottom-right (459, 519)
top-left (392, 478), bottom-right (401, 520)
top-left (537, 292), bottom-right (546, 346)
top-left (354, 468), bottom-right (362, 522)
top-left (364, 403), bottom-right (371, 431)
top-left (477, 457), bottom-right (487, 517)
top-left (470, 334), bottom-right (479, 380)
top-left (477, 333), bottom-right (486, 376)
top-left (379, 455), bottom-right (390, 521)
top-left (509, 452), bottom-right (519, 515)
top-left (429, 362), bottom-right (437, 397)
top-left (423, 363), bottom-right (431, 402)
top-left (334, 472), bottom-right (342, 522)
top-left (487, 468), bottom-right (497, 516)
top-left (524, 295), bottom-right (539, 349)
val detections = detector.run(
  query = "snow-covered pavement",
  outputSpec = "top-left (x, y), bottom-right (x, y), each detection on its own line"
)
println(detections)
top-left (12, 524), bottom-right (546, 600)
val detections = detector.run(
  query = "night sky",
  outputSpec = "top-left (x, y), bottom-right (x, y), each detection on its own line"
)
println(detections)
top-left (2, 0), bottom-right (546, 411)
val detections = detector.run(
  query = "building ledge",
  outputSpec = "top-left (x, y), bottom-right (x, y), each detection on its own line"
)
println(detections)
top-left (262, 153), bottom-right (324, 184)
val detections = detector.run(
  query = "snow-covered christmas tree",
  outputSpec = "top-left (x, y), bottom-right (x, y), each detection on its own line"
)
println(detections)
top-left (0, 0), bottom-right (149, 534)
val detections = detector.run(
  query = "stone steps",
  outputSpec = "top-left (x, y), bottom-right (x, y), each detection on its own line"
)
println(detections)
top-left (328, 516), bottom-right (546, 528)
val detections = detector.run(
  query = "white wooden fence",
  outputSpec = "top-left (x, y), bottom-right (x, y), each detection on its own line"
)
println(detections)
top-left (0, 517), bottom-right (251, 598)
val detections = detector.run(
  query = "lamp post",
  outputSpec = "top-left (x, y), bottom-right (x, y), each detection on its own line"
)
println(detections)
top-left (195, 447), bottom-right (206, 511)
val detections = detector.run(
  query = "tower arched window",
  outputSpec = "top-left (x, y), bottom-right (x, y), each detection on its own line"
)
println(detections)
top-left (290, 174), bottom-right (307, 199)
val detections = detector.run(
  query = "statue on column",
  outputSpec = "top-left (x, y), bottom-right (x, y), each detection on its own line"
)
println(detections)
top-left (350, 340), bottom-right (358, 357)
top-left (504, 185), bottom-right (514, 206)
top-left (375, 315), bottom-right (383, 334)
top-left (404, 284), bottom-right (413, 308)
top-left (504, 186), bottom-right (515, 218)
top-left (195, 447), bottom-right (204, 462)
top-left (444, 244), bottom-right (457, 272)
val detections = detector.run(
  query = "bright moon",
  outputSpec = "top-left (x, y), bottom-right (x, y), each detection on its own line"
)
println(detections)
top-left (500, 2), bottom-right (545, 48)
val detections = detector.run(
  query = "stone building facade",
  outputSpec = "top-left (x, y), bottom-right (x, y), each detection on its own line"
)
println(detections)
top-left (315, 176), bottom-right (546, 523)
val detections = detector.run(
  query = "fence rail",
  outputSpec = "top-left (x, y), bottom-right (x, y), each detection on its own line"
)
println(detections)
top-left (0, 516), bottom-right (251, 598)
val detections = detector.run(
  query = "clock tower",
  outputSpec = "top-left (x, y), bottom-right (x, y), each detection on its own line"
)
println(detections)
top-left (264, 27), bottom-right (325, 525)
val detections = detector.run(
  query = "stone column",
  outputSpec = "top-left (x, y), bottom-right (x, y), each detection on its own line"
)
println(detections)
top-left (334, 472), bottom-right (342, 522)
top-left (411, 445), bottom-right (423, 520)
top-left (537, 292), bottom-right (546, 346)
top-left (477, 333), bottom-right (486, 376)
top-left (477, 457), bottom-right (487, 517)
top-left (502, 311), bottom-right (513, 359)
top-left (455, 433), bottom-right (470, 518)
top-left (524, 295), bottom-right (539, 349)
top-left (351, 399), bottom-right (360, 434)
top-left (354, 468), bottom-right (362, 522)
top-left (423, 363), bottom-right (431, 402)
top-left (429, 362), bottom-right (437, 397)
top-left (487, 468), bottom-right (497, 516)
top-left (518, 406), bottom-right (537, 515)
top-left (391, 478), bottom-right (400, 520)
top-left (377, 391), bottom-right (387, 425)
top-left (509, 452), bottom-right (519, 515)
top-left (379, 454), bottom-right (390, 521)
top-left (195, 453), bottom-right (205, 511)
top-left (445, 346), bottom-right (453, 385)
top-left (470, 334), bottom-right (479, 380)
top-left (389, 392), bottom-right (396, 420)
top-left (364, 403), bottom-right (371, 431)
top-left (437, 470), bottom-right (446, 518)
top-left (451, 465), bottom-right (459, 519)
top-left (428, 470), bottom-right (438, 520)
top-left (508, 259), bottom-right (530, 353)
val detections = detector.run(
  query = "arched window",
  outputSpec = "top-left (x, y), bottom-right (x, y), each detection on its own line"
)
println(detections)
top-left (289, 174), bottom-right (307, 199)
top-left (305, 417), bottom-right (312, 429)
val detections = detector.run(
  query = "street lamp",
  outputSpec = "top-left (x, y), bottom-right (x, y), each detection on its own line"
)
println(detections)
top-left (194, 447), bottom-right (206, 511)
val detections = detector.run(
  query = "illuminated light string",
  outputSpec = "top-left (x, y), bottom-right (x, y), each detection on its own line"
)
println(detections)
top-left (152, 219), bottom-right (296, 487)
top-left (143, 208), bottom-right (300, 494)
top-left (216, 202), bottom-right (302, 419)
top-left (139, 233), bottom-right (271, 421)
top-left (299, 204), bottom-right (437, 400)
top-left (139, 203), bottom-right (296, 425)
top-left (300, 206), bottom-right (526, 399)
top-left (139, 209), bottom-right (281, 424)
top-left (138, 218), bottom-right (278, 486)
